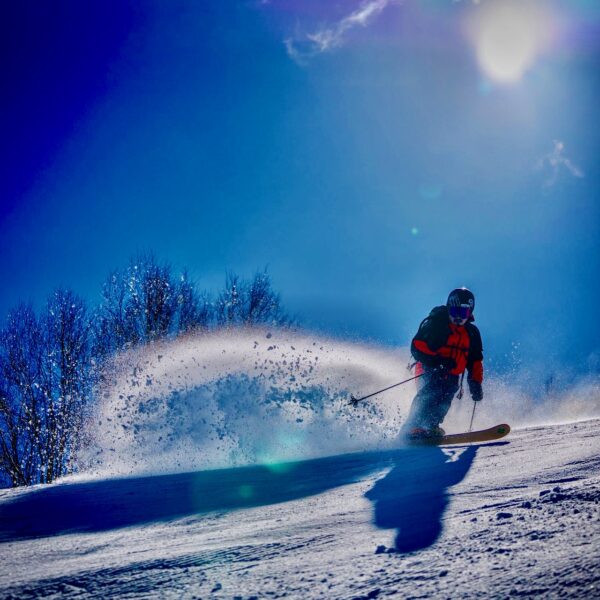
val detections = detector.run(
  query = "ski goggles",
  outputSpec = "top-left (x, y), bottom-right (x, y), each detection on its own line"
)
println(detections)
top-left (448, 305), bottom-right (472, 320)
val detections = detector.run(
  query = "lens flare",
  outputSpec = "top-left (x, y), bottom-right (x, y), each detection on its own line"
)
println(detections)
top-left (238, 485), bottom-right (254, 499)
top-left (467, 1), bottom-right (553, 84)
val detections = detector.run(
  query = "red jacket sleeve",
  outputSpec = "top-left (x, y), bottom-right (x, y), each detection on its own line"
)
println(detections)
top-left (468, 360), bottom-right (483, 384)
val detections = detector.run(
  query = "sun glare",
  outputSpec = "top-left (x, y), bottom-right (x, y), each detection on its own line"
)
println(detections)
top-left (468, 1), bottom-right (552, 84)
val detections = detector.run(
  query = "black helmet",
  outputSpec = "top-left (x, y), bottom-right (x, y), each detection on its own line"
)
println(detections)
top-left (447, 287), bottom-right (475, 311)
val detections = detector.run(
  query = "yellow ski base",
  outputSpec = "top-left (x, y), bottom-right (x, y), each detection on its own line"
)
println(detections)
top-left (404, 423), bottom-right (511, 446)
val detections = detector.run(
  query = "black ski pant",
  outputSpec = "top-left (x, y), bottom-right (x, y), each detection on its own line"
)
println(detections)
top-left (404, 370), bottom-right (459, 430)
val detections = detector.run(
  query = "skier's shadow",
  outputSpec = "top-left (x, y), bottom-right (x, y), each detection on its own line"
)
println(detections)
top-left (0, 450), bottom-right (392, 542)
top-left (365, 445), bottom-right (477, 553)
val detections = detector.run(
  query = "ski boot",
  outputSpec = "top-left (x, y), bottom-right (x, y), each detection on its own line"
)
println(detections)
top-left (407, 426), bottom-right (445, 439)
top-left (429, 426), bottom-right (445, 437)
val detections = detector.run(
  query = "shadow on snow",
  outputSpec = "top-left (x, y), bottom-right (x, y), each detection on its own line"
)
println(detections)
top-left (0, 443), bottom-right (495, 545)
top-left (0, 451), bottom-right (387, 542)
top-left (366, 445), bottom-right (479, 553)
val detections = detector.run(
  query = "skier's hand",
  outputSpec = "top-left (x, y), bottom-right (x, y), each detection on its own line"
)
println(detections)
top-left (469, 380), bottom-right (483, 402)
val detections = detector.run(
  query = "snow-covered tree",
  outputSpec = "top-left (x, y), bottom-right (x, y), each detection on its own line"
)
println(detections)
top-left (0, 254), bottom-right (290, 488)
top-left (216, 273), bottom-right (245, 326)
top-left (176, 271), bottom-right (213, 334)
top-left (216, 270), bottom-right (290, 326)
top-left (0, 291), bottom-right (93, 487)
top-left (93, 269), bottom-right (132, 358)
top-left (42, 289), bottom-right (94, 481)
top-left (0, 304), bottom-right (46, 486)
top-left (246, 270), bottom-right (289, 326)
top-left (95, 254), bottom-right (179, 352)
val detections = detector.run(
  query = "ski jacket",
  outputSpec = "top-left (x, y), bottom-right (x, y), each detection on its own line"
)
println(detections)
top-left (411, 305), bottom-right (483, 384)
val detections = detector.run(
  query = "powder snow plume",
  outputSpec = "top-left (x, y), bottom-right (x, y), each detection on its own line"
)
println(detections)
top-left (81, 328), bottom-right (600, 478)
top-left (82, 328), bottom-right (410, 477)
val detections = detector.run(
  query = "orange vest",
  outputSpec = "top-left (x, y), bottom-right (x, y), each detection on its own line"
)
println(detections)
top-left (414, 323), bottom-right (483, 382)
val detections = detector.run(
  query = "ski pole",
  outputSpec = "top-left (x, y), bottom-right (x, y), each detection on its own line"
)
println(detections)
top-left (456, 372), bottom-right (465, 400)
top-left (468, 401), bottom-right (477, 432)
top-left (349, 373), bottom-right (423, 406)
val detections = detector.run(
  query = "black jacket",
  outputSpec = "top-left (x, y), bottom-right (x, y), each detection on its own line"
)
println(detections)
top-left (411, 305), bottom-right (483, 380)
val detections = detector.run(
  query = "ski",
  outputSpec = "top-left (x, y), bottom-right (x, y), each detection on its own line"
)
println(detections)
top-left (402, 423), bottom-right (511, 446)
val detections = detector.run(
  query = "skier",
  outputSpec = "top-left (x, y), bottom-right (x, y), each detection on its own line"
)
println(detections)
top-left (402, 287), bottom-right (483, 438)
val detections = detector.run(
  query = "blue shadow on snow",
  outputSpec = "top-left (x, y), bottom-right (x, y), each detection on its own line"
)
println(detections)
top-left (365, 445), bottom-right (478, 553)
top-left (0, 450), bottom-right (390, 542)
top-left (0, 442), bottom-right (490, 545)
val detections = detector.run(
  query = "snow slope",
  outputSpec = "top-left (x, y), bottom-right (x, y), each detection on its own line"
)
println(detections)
top-left (1, 330), bottom-right (599, 598)
top-left (1, 418), bottom-right (599, 598)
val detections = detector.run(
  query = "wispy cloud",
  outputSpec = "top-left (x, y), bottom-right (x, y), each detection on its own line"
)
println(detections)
top-left (537, 140), bottom-right (584, 188)
top-left (284, 0), bottom-right (397, 65)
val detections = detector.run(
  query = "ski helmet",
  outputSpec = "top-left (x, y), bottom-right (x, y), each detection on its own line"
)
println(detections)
top-left (447, 287), bottom-right (475, 321)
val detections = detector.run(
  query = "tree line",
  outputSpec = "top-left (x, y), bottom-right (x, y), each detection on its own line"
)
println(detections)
top-left (0, 254), bottom-right (290, 487)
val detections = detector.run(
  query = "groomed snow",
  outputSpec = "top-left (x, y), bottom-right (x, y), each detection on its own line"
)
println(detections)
top-left (1, 330), bottom-right (599, 598)
top-left (1, 419), bottom-right (599, 598)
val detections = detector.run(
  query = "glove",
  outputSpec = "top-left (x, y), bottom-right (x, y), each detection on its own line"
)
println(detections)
top-left (469, 380), bottom-right (483, 402)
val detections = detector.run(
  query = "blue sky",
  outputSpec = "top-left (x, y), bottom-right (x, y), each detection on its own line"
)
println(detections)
top-left (1, 0), bottom-right (598, 376)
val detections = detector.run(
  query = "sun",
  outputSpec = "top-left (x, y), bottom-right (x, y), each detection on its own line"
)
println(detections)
top-left (467, 1), bottom-right (552, 84)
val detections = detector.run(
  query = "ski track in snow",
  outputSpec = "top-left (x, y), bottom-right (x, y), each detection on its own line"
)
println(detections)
top-left (1, 329), bottom-right (599, 598)
top-left (1, 419), bottom-right (600, 598)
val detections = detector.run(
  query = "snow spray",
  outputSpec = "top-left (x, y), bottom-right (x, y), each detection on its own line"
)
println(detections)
top-left (82, 328), bottom-right (409, 477)
top-left (81, 328), bottom-right (600, 478)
